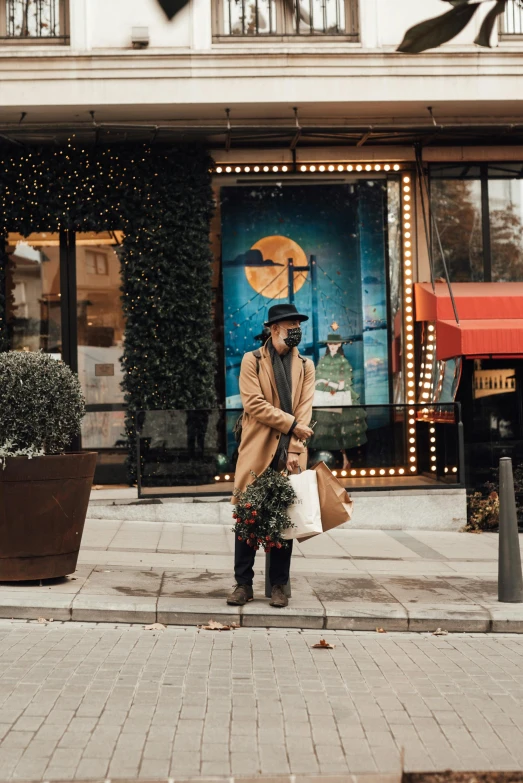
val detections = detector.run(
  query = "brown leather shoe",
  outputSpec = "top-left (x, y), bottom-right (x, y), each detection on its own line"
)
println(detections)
top-left (226, 584), bottom-right (253, 606)
top-left (269, 585), bottom-right (288, 608)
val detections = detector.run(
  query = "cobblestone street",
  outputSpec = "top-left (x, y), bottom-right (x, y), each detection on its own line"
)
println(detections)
top-left (0, 622), bottom-right (523, 780)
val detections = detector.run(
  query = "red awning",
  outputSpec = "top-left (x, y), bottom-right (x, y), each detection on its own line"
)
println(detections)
top-left (415, 282), bottom-right (523, 360)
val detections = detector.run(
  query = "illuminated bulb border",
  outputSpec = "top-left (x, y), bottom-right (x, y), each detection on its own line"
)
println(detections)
top-left (213, 162), bottom-right (402, 175)
top-left (420, 322), bottom-right (437, 402)
top-left (213, 164), bottom-right (413, 479)
top-left (214, 467), bottom-right (408, 481)
top-left (401, 175), bottom-right (417, 474)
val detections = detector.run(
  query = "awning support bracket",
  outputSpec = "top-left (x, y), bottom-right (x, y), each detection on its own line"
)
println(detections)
top-left (290, 107), bottom-right (301, 151)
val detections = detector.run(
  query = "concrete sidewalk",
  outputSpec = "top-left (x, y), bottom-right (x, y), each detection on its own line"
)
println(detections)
top-left (1, 519), bottom-right (523, 632)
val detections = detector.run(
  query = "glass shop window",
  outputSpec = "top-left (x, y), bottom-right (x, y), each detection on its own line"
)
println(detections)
top-left (430, 162), bottom-right (523, 283)
top-left (5, 232), bottom-right (62, 357)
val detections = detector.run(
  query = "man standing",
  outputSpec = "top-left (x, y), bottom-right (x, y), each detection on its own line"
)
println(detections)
top-left (227, 303), bottom-right (316, 609)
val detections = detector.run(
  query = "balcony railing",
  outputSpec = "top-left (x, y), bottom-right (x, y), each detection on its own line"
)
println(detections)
top-left (219, 0), bottom-right (359, 37)
top-left (500, 0), bottom-right (523, 36)
top-left (1, 0), bottom-right (69, 42)
top-left (135, 404), bottom-right (464, 498)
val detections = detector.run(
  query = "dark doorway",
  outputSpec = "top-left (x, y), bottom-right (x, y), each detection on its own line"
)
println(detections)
top-left (457, 358), bottom-right (523, 488)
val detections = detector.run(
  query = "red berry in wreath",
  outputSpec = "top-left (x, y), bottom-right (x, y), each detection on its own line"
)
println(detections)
top-left (265, 536), bottom-right (270, 541)
top-left (276, 542), bottom-right (282, 549)
top-left (245, 503), bottom-right (252, 509)
top-left (237, 536), bottom-right (242, 541)
top-left (252, 510), bottom-right (257, 517)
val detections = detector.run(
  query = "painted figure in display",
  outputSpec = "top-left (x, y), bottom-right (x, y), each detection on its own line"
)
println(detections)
top-left (310, 333), bottom-right (367, 470)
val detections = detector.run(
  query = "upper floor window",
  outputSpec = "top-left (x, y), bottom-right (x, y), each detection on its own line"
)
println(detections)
top-left (430, 163), bottom-right (523, 283)
top-left (500, 0), bottom-right (523, 37)
top-left (0, 0), bottom-right (69, 43)
top-left (217, 0), bottom-right (359, 39)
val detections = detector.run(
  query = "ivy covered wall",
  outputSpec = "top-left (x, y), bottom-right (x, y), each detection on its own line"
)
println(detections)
top-left (0, 144), bottom-right (217, 480)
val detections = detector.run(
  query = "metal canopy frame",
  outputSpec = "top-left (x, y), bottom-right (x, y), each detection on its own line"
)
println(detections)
top-left (2, 119), bottom-right (523, 149)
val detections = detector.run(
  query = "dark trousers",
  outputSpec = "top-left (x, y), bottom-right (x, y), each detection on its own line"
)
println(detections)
top-left (234, 536), bottom-right (293, 587)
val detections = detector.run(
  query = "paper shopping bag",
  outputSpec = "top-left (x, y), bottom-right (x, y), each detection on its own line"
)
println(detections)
top-left (282, 469), bottom-right (323, 540)
top-left (312, 461), bottom-right (354, 532)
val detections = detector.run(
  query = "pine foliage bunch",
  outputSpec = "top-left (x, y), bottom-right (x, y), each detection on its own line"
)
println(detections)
top-left (232, 468), bottom-right (296, 551)
top-left (0, 351), bottom-right (85, 461)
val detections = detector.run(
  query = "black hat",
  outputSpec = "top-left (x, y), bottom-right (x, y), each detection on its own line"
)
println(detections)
top-left (264, 303), bottom-right (309, 327)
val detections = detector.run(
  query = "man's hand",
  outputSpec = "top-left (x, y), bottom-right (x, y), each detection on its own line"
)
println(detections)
top-left (286, 452), bottom-right (300, 473)
top-left (293, 423), bottom-right (314, 440)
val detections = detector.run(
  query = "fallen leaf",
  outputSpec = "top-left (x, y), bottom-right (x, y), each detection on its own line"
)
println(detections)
top-left (36, 618), bottom-right (47, 624)
top-left (144, 623), bottom-right (166, 631)
top-left (311, 639), bottom-right (335, 649)
top-left (432, 628), bottom-right (448, 636)
top-left (376, 628), bottom-right (387, 633)
top-left (199, 620), bottom-right (232, 631)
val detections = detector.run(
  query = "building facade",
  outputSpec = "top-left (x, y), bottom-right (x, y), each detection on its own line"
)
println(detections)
top-left (1, 0), bottom-right (523, 495)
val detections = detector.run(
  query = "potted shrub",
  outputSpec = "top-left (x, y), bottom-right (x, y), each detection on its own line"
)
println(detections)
top-left (0, 351), bottom-right (96, 581)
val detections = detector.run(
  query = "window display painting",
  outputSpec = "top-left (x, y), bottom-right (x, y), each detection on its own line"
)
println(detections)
top-left (221, 183), bottom-right (391, 458)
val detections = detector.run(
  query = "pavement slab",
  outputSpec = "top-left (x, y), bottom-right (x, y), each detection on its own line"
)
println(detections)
top-left (0, 522), bottom-right (522, 632)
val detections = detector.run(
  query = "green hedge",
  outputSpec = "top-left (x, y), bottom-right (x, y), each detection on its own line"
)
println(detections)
top-left (0, 144), bottom-right (216, 481)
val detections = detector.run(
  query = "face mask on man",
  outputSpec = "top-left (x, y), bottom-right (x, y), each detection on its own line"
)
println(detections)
top-left (282, 326), bottom-right (302, 348)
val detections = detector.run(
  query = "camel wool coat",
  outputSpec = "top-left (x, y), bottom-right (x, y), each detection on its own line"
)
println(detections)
top-left (231, 341), bottom-right (316, 503)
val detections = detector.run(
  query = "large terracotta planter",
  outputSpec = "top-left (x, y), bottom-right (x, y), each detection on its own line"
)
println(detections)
top-left (0, 452), bottom-right (97, 581)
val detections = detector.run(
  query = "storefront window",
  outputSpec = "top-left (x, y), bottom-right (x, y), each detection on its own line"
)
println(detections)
top-left (76, 231), bottom-right (126, 451)
top-left (458, 358), bottom-right (523, 487)
top-left (430, 174), bottom-right (483, 282)
top-left (489, 176), bottom-right (523, 282)
top-left (221, 182), bottom-right (390, 402)
top-left (5, 232), bottom-right (62, 356)
top-left (430, 162), bottom-right (523, 283)
top-left (218, 178), bottom-right (396, 468)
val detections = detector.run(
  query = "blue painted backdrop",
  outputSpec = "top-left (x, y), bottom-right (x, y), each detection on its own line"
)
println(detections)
top-left (221, 182), bottom-right (390, 409)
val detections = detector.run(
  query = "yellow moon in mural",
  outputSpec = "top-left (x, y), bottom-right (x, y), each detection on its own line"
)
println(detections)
top-left (245, 235), bottom-right (308, 300)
